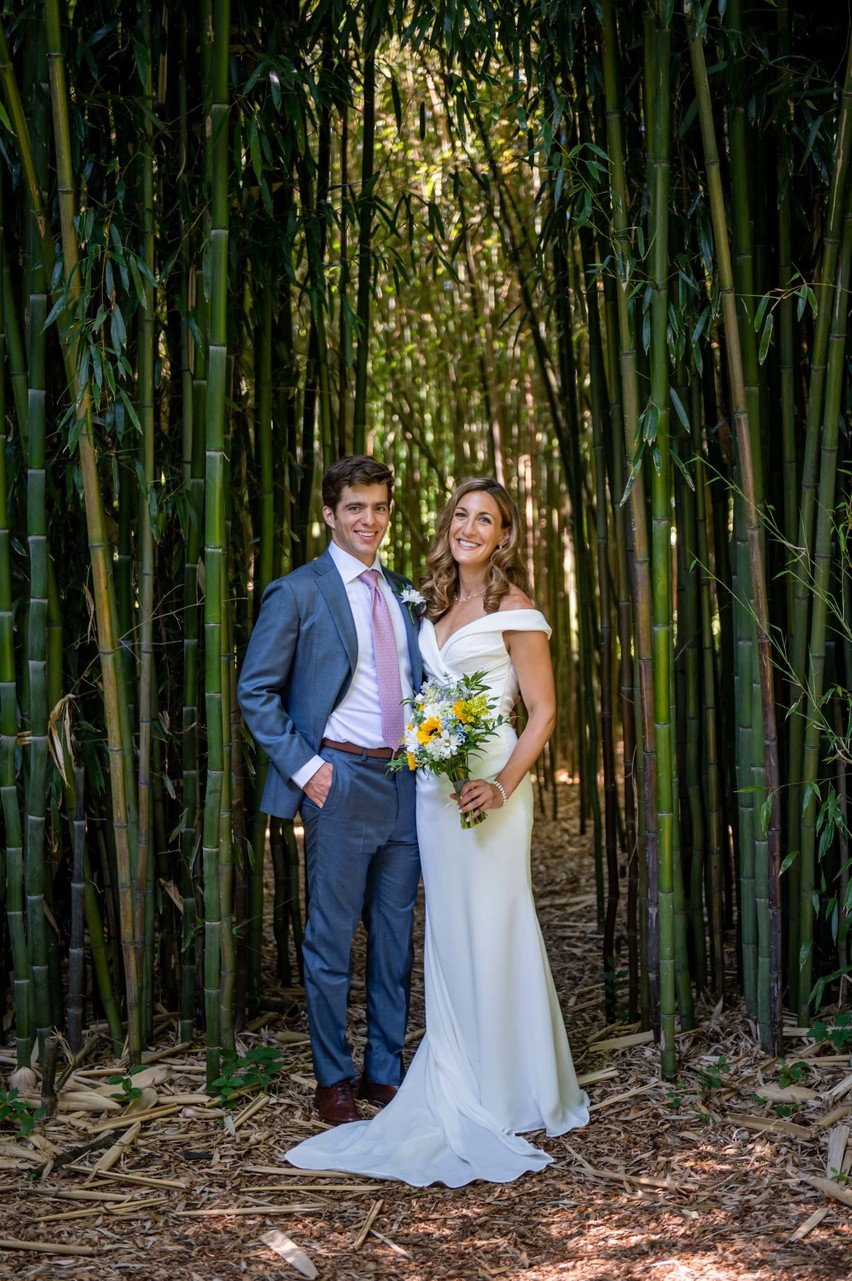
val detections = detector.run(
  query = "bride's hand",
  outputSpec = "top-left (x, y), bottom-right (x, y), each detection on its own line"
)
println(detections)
top-left (455, 778), bottom-right (506, 818)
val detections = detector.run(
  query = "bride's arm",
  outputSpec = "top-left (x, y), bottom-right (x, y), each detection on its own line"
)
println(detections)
top-left (457, 629), bottom-right (555, 817)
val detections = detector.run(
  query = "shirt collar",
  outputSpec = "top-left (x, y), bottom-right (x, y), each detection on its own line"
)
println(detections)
top-left (328, 539), bottom-right (386, 586)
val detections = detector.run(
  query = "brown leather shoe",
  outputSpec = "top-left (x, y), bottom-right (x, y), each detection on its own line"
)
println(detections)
top-left (356, 1076), bottom-right (399, 1108)
top-left (314, 1081), bottom-right (361, 1125)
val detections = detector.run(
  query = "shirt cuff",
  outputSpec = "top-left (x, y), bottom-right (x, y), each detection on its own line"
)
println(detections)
top-left (292, 755), bottom-right (326, 790)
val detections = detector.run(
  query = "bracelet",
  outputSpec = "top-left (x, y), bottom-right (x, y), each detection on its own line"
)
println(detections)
top-left (493, 780), bottom-right (508, 806)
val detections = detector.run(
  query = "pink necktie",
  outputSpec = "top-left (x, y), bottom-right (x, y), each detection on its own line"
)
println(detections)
top-left (361, 570), bottom-right (405, 747)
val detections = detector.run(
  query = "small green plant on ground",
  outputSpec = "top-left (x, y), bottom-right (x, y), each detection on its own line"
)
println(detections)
top-left (699, 1055), bottom-right (730, 1094)
top-left (776, 1059), bottom-right (808, 1089)
top-left (212, 1045), bottom-right (286, 1108)
top-left (107, 1063), bottom-right (148, 1105)
top-left (810, 1011), bottom-right (852, 1051)
top-left (0, 1088), bottom-right (45, 1137)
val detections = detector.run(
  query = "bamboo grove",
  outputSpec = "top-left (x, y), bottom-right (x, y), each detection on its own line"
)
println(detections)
top-left (0, 1), bottom-right (849, 1085)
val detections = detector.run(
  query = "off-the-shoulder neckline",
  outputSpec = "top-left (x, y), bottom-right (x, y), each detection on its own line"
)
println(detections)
top-left (426, 609), bottom-right (548, 654)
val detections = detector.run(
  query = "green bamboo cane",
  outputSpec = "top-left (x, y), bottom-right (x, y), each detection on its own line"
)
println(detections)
top-left (337, 100), bottom-right (351, 454)
top-left (580, 221), bottom-right (620, 1018)
top-left (776, 0), bottom-right (800, 1004)
top-left (0, 163), bottom-right (30, 1067)
top-left (728, 11), bottom-right (772, 1046)
top-left (601, 0), bottom-right (657, 1028)
top-left (135, 0), bottom-right (157, 1047)
top-left (776, 0), bottom-right (796, 637)
top-left (605, 282), bottom-right (640, 1019)
top-left (201, 0), bottom-right (231, 1087)
top-left (645, 5), bottom-right (679, 1076)
top-left (179, 7), bottom-right (202, 1044)
top-left (67, 762), bottom-right (85, 1052)
top-left (797, 200), bottom-right (852, 1021)
top-left (5, 3), bottom-right (142, 1056)
top-left (677, 387), bottom-right (708, 992)
top-left (24, 21), bottom-right (51, 1053)
top-left (352, 42), bottom-right (376, 453)
top-left (692, 377), bottom-right (725, 995)
top-left (82, 849), bottom-right (123, 1054)
top-left (247, 282), bottom-right (274, 1011)
top-left (687, 3), bottom-right (783, 1051)
top-left (219, 373), bottom-right (235, 1056)
top-left (787, 35), bottom-right (852, 1005)
top-left (2, 250), bottom-right (27, 440)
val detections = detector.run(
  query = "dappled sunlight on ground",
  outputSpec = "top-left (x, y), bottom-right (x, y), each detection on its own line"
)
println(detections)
top-left (1, 781), bottom-right (850, 1280)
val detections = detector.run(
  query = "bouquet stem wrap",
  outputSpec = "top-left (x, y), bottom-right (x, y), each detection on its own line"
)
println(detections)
top-left (451, 772), bottom-right (487, 829)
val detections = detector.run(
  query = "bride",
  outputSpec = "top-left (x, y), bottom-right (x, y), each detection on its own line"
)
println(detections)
top-left (286, 477), bottom-right (589, 1185)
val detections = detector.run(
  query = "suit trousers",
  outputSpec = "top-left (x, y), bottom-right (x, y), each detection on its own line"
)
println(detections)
top-left (300, 746), bottom-right (420, 1087)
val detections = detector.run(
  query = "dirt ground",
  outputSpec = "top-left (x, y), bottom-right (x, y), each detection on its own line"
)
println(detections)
top-left (1, 780), bottom-right (850, 1280)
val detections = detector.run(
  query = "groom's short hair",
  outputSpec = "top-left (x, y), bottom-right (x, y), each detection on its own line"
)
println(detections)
top-left (322, 455), bottom-right (394, 510)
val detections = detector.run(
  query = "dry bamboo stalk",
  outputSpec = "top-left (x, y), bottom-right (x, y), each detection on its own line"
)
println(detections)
top-left (232, 1093), bottom-right (270, 1129)
top-left (788, 1206), bottom-right (829, 1241)
top-left (245, 1165), bottom-right (365, 1178)
top-left (32, 1188), bottom-right (131, 1203)
top-left (353, 1198), bottom-right (383, 1250)
top-left (803, 1175), bottom-right (852, 1207)
top-left (87, 1104), bottom-right (189, 1133)
top-left (89, 1120), bottom-right (142, 1176)
top-left (0, 1237), bottom-right (123, 1255)
top-left (589, 1083), bottom-right (659, 1112)
top-left (369, 1227), bottom-right (413, 1258)
top-left (175, 1204), bottom-right (326, 1216)
top-left (576, 1069), bottom-right (619, 1086)
top-left (78, 1168), bottom-right (187, 1190)
top-left (826, 1124), bottom-right (850, 1177)
top-left (593, 1031), bottom-right (654, 1052)
top-left (728, 1114), bottom-right (811, 1138)
top-left (247, 1184), bottom-right (377, 1194)
top-left (33, 1197), bottom-right (166, 1222)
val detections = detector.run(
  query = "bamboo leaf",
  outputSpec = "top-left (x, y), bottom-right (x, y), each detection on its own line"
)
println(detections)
top-left (390, 75), bottom-right (402, 131)
top-left (758, 312), bottom-right (774, 364)
top-left (669, 387), bottom-right (691, 432)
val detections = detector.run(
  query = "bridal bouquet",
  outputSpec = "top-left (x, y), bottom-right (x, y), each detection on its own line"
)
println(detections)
top-left (389, 671), bottom-right (504, 829)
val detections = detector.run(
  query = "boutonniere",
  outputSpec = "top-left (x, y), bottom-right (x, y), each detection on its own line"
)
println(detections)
top-left (396, 585), bottom-right (426, 622)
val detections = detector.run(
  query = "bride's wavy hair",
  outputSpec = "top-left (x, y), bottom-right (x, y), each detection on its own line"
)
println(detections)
top-left (421, 478), bottom-right (529, 620)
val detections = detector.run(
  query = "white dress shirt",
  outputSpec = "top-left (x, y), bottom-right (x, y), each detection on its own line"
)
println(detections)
top-left (291, 541), bottom-right (414, 788)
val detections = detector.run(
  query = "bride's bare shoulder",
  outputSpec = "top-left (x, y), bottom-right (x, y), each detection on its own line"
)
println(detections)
top-left (497, 586), bottom-right (537, 612)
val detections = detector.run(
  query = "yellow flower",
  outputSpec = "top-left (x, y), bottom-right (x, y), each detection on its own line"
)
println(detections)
top-left (416, 715), bottom-right (442, 744)
top-left (406, 722), bottom-right (414, 732)
top-left (407, 752), bottom-right (417, 771)
top-left (452, 700), bottom-right (467, 722)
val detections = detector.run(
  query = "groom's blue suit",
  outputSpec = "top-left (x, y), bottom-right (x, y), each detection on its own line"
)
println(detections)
top-left (238, 546), bottom-right (422, 1087)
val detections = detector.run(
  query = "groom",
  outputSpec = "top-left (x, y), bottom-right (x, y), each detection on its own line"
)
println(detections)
top-left (238, 455), bottom-right (422, 1125)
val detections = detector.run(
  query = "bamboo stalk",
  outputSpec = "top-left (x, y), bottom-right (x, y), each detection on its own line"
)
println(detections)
top-left (135, 0), bottom-right (157, 1049)
top-left (797, 201), bottom-right (852, 1020)
top-left (601, 0), bottom-right (658, 1030)
top-left (201, 0), bottom-right (232, 1087)
top-left (23, 17), bottom-right (51, 1056)
top-left (0, 156), bottom-right (30, 1066)
top-left (648, 4), bottom-right (677, 1077)
top-left (687, 1), bottom-right (783, 1051)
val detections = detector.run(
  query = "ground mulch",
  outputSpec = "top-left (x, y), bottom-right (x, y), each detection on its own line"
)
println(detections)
top-left (1, 780), bottom-right (850, 1280)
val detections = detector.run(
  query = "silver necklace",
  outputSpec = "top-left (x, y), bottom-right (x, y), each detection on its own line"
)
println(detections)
top-left (456, 586), bottom-right (487, 603)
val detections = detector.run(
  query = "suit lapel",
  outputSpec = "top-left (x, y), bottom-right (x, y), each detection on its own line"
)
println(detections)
top-left (314, 549), bottom-right (358, 673)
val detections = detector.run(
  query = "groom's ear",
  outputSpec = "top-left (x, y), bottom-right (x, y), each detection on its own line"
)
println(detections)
top-left (322, 504), bottom-right (335, 530)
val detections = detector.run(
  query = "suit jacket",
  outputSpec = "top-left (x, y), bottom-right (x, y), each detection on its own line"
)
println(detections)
top-left (237, 547), bottom-right (423, 819)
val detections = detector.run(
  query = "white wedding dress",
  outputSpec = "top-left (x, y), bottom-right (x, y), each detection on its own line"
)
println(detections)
top-left (286, 609), bottom-right (589, 1186)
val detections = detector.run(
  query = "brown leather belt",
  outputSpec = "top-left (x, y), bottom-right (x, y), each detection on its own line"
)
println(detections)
top-left (321, 737), bottom-right (404, 761)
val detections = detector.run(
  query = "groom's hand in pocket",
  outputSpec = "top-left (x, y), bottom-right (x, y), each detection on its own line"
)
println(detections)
top-left (303, 762), bottom-right (333, 808)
